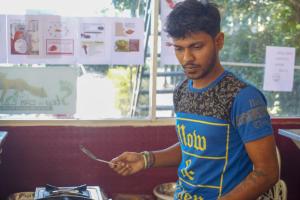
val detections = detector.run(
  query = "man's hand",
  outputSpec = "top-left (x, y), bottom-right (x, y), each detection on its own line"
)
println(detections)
top-left (110, 152), bottom-right (145, 176)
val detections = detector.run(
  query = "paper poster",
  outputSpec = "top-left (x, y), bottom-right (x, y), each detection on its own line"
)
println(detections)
top-left (0, 15), bottom-right (7, 63)
top-left (0, 67), bottom-right (77, 114)
top-left (160, 0), bottom-right (182, 65)
top-left (263, 46), bottom-right (296, 92)
top-left (77, 17), bottom-right (111, 64)
top-left (111, 17), bottom-right (144, 65)
top-left (7, 15), bottom-right (43, 64)
top-left (3, 15), bottom-right (145, 65)
top-left (44, 16), bottom-right (77, 64)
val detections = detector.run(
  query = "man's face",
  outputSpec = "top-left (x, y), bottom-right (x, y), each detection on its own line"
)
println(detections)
top-left (172, 32), bottom-right (223, 80)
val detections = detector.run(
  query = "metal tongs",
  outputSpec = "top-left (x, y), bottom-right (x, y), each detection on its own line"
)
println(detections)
top-left (79, 144), bottom-right (116, 166)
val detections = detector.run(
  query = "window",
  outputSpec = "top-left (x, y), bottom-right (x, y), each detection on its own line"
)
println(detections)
top-left (0, 0), bottom-right (151, 120)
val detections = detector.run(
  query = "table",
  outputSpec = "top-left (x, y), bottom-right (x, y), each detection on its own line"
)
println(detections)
top-left (278, 129), bottom-right (300, 150)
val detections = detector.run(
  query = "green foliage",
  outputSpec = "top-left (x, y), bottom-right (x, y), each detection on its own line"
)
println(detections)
top-left (107, 66), bottom-right (137, 116)
top-left (217, 0), bottom-right (299, 63)
top-left (215, 0), bottom-right (300, 116)
top-left (112, 0), bottom-right (146, 17)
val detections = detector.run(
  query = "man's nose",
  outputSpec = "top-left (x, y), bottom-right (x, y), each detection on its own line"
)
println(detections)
top-left (183, 48), bottom-right (194, 64)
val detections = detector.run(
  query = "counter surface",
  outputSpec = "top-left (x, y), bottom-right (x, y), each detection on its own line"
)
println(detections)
top-left (278, 129), bottom-right (300, 149)
top-left (0, 131), bottom-right (8, 148)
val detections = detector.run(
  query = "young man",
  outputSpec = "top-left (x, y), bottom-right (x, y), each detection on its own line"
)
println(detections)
top-left (110, 0), bottom-right (279, 199)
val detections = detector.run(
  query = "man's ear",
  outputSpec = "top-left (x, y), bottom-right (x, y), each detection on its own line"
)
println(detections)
top-left (215, 32), bottom-right (224, 50)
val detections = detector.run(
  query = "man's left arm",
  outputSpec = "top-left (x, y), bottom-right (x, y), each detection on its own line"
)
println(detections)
top-left (220, 134), bottom-right (279, 200)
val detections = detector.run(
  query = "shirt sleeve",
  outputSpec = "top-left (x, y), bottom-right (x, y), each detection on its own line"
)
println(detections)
top-left (230, 85), bottom-right (273, 143)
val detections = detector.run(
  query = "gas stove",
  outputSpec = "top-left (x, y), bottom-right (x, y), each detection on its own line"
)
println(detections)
top-left (34, 184), bottom-right (105, 200)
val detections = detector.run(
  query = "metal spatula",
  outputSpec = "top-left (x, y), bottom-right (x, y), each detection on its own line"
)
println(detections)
top-left (79, 144), bottom-right (116, 166)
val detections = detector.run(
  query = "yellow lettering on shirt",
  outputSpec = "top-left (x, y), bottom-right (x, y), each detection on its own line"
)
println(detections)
top-left (177, 192), bottom-right (204, 200)
top-left (177, 124), bottom-right (207, 151)
top-left (181, 160), bottom-right (194, 181)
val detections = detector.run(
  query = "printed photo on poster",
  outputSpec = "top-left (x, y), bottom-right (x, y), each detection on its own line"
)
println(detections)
top-left (114, 39), bottom-right (139, 52)
top-left (111, 17), bottom-right (144, 65)
top-left (46, 39), bottom-right (74, 55)
top-left (9, 18), bottom-right (40, 55)
top-left (115, 22), bottom-right (137, 37)
top-left (46, 20), bottom-right (73, 39)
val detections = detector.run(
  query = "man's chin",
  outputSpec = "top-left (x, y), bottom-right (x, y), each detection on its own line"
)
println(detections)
top-left (185, 73), bottom-right (205, 80)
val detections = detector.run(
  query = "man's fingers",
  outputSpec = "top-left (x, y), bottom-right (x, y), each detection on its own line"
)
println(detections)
top-left (110, 152), bottom-right (131, 163)
top-left (110, 160), bottom-right (132, 174)
top-left (109, 152), bottom-right (141, 176)
top-left (119, 164), bottom-right (132, 176)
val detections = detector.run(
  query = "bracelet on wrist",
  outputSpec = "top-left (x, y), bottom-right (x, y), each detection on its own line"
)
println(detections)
top-left (141, 151), bottom-right (155, 169)
top-left (141, 152), bottom-right (147, 169)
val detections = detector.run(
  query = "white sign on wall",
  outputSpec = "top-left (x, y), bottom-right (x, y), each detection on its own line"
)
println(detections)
top-left (263, 46), bottom-right (296, 92)
top-left (0, 15), bottom-right (7, 63)
top-left (0, 67), bottom-right (77, 114)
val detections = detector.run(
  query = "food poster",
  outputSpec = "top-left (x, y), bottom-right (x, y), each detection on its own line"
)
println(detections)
top-left (7, 15), bottom-right (44, 64)
top-left (0, 15), bottom-right (7, 63)
top-left (111, 17), bottom-right (144, 65)
top-left (160, 0), bottom-right (182, 65)
top-left (44, 16), bottom-right (76, 64)
top-left (3, 16), bottom-right (146, 65)
top-left (77, 17), bottom-right (111, 64)
top-left (0, 67), bottom-right (77, 114)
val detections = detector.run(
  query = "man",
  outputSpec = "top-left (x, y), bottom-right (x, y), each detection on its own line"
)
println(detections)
top-left (110, 0), bottom-right (279, 199)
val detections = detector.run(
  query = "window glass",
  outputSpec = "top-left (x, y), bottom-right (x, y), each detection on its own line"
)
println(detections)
top-left (0, 0), bottom-right (150, 120)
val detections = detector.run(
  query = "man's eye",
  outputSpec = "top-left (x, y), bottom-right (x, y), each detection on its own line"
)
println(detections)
top-left (192, 45), bottom-right (203, 49)
top-left (174, 47), bottom-right (183, 52)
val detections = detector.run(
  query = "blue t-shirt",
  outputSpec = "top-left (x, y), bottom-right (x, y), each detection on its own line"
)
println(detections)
top-left (173, 71), bottom-right (273, 200)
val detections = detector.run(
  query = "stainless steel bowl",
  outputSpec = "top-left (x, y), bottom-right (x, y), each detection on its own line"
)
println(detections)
top-left (7, 192), bottom-right (34, 200)
top-left (153, 182), bottom-right (176, 200)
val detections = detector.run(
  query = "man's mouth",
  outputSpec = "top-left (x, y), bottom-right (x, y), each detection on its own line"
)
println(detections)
top-left (183, 65), bottom-right (201, 72)
top-left (183, 64), bottom-right (200, 68)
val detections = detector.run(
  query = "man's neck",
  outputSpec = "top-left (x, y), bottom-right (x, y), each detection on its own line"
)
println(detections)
top-left (192, 64), bottom-right (224, 89)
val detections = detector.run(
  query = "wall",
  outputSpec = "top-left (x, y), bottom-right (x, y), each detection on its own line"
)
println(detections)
top-left (0, 126), bottom-right (178, 198)
top-left (0, 122), bottom-right (299, 199)
top-left (272, 120), bottom-right (300, 200)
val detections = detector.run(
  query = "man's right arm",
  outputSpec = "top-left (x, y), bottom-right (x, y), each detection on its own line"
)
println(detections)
top-left (110, 143), bottom-right (181, 176)
top-left (152, 142), bottom-right (182, 167)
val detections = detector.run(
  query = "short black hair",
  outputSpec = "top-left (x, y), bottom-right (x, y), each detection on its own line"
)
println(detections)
top-left (165, 0), bottom-right (221, 39)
